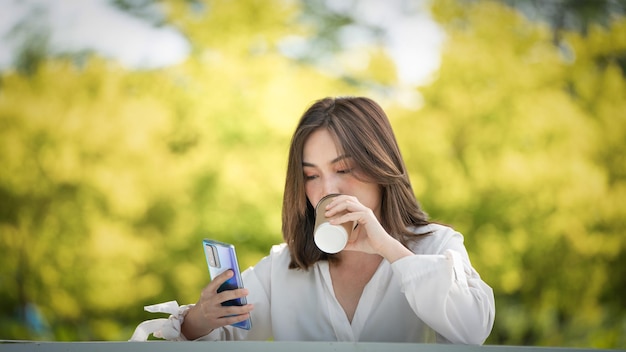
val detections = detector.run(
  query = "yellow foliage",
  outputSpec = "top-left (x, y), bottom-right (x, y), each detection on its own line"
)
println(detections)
top-left (0, 0), bottom-right (624, 347)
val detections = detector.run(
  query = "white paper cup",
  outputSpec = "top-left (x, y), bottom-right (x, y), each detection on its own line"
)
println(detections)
top-left (313, 194), bottom-right (354, 253)
top-left (314, 222), bottom-right (349, 254)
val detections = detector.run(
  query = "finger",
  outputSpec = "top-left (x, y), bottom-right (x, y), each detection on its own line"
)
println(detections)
top-left (199, 298), bottom-right (253, 319)
top-left (325, 194), bottom-right (356, 210)
top-left (329, 212), bottom-right (362, 228)
top-left (202, 306), bottom-right (253, 330)
top-left (326, 197), bottom-right (364, 216)
top-left (208, 270), bottom-right (235, 290)
top-left (216, 312), bottom-right (252, 326)
top-left (199, 270), bottom-right (234, 301)
top-left (216, 303), bottom-right (254, 318)
top-left (216, 288), bottom-right (249, 304)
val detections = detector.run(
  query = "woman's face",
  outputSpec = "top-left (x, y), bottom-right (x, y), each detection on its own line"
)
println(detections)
top-left (302, 128), bottom-right (382, 218)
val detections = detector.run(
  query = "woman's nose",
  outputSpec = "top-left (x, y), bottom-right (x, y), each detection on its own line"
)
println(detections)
top-left (322, 175), bottom-right (340, 196)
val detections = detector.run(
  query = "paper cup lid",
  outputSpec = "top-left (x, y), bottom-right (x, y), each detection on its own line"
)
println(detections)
top-left (314, 222), bottom-right (348, 254)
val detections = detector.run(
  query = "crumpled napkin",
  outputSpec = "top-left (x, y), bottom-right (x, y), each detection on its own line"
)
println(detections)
top-left (129, 300), bottom-right (190, 341)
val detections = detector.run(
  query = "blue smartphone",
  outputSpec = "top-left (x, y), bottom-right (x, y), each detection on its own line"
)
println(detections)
top-left (202, 239), bottom-right (251, 330)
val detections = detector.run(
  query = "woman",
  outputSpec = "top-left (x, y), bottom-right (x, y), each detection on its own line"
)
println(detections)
top-left (133, 96), bottom-right (495, 344)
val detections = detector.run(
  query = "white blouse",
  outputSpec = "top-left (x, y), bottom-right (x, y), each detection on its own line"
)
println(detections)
top-left (131, 224), bottom-right (495, 344)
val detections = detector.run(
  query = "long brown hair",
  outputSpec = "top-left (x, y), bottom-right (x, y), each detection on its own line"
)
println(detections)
top-left (282, 96), bottom-right (430, 269)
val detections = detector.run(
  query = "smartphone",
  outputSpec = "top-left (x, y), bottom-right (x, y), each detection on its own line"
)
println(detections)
top-left (202, 239), bottom-right (251, 330)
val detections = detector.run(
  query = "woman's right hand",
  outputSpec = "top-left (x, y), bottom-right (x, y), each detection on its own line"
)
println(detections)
top-left (181, 269), bottom-right (254, 340)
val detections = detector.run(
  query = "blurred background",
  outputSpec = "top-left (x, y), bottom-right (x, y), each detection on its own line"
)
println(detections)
top-left (0, 0), bottom-right (624, 348)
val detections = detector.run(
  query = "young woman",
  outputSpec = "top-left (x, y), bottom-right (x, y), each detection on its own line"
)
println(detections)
top-left (132, 96), bottom-right (495, 344)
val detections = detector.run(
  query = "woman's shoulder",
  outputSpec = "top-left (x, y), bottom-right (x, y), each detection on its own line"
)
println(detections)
top-left (407, 222), bottom-right (464, 254)
top-left (253, 242), bottom-right (291, 269)
top-left (412, 222), bottom-right (458, 235)
top-left (243, 242), bottom-right (291, 283)
top-left (246, 242), bottom-right (317, 285)
top-left (268, 242), bottom-right (290, 256)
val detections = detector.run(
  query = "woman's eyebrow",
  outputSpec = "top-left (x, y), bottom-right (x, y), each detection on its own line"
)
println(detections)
top-left (331, 155), bottom-right (351, 164)
top-left (302, 155), bottom-right (351, 168)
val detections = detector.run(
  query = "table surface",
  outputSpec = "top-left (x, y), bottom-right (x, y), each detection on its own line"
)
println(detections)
top-left (0, 341), bottom-right (616, 352)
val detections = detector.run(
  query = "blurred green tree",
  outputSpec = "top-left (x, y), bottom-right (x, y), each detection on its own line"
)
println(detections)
top-left (391, 0), bottom-right (625, 347)
top-left (0, 0), bottom-right (372, 341)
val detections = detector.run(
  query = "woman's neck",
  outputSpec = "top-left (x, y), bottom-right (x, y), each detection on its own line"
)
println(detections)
top-left (331, 251), bottom-right (383, 269)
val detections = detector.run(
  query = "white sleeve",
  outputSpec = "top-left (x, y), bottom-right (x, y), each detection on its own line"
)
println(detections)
top-left (391, 233), bottom-right (495, 344)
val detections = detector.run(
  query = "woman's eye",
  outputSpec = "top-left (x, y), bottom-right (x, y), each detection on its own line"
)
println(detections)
top-left (304, 174), bottom-right (318, 181)
top-left (337, 168), bottom-right (353, 174)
